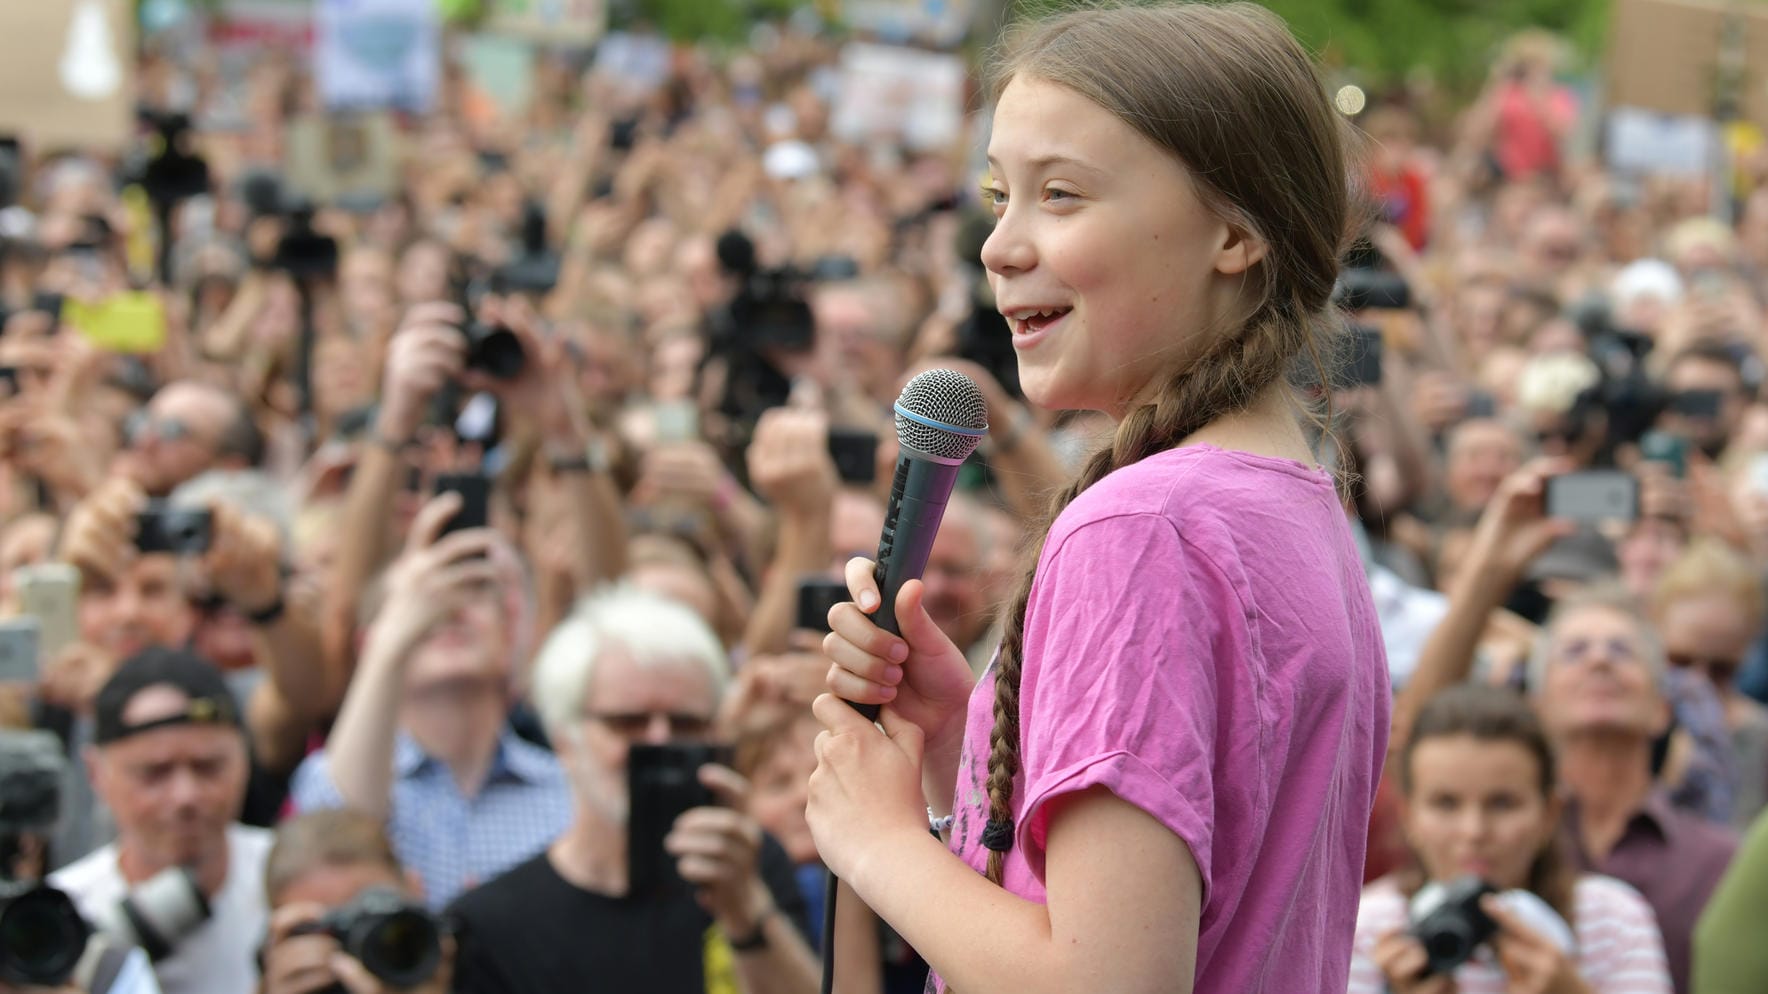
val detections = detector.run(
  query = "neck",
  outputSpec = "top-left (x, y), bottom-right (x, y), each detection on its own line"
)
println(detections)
top-left (403, 695), bottom-right (507, 796)
top-left (547, 806), bottom-right (629, 896)
top-left (1559, 732), bottom-right (1654, 857)
top-left (117, 832), bottom-right (230, 898)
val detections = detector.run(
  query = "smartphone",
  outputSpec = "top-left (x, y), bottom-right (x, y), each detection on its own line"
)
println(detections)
top-left (0, 617), bottom-right (40, 683)
top-left (0, 367), bottom-right (18, 397)
top-left (796, 577), bottom-right (849, 634)
top-left (63, 291), bottom-right (168, 354)
top-left (827, 427), bottom-right (879, 486)
top-left (1464, 390), bottom-right (1497, 420)
top-left (135, 502), bottom-right (214, 555)
top-left (1545, 471), bottom-right (1639, 524)
top-left (1752, 454), bottom-right (1768, 497)
top-left (29, 292), bottom-right (63, 322)
top-left (1667, 389), bottom-right (1723, 420)
top-left (1639, 431), bottom-right (1688, 479)
top-left (13, 563), bottom-right (78, 661)
top-left (433, 472), bottom-right (491, 536)
top-left (627, 743), bottom-right (733, 897)
top-left (652, 400), bottom-right (699, 445)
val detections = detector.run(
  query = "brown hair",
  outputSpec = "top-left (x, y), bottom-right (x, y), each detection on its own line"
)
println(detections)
top-left (265, 809), bottom-right (404, 906)
top-left (1396, 684), bottom-right (1576, 920)
top-left (979, 2), bottom-right (1357, 884)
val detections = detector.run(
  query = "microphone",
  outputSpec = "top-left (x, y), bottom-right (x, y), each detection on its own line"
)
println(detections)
top-left (854, 368), bottom-right (989, 720)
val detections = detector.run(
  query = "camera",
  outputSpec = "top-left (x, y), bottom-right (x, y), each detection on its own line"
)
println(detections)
top-left (0, 732), bottom-right (85, 987)
top-left (93, 866), bottom-right (211, 962)
top-left (628, 744), bottom-right (733, 897)
top-left (1409, 876), bottom-right (1498, 976)
top-left (0, 729), bottom-right (64, 837)
top-left (1335, 268), bottom-right (1412, 311)
top-left (451, 272), bottom-right (526, 381)
top-left (0, 881), bottom-right (91, 987)
top-left (135, 502), bottom-right (213, 556)
top-left (291, 887), bottom-right (445, 987)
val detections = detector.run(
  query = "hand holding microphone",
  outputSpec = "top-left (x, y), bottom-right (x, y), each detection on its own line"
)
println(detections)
top-left (822, 369), bottom-right (986, 747)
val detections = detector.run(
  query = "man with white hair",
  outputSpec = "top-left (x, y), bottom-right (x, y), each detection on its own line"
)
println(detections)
top-left (447, 585), bottom-right (818, 994)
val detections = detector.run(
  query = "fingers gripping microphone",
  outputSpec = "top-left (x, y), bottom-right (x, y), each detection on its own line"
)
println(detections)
top-left (853, 369), bottom-right (989, 720)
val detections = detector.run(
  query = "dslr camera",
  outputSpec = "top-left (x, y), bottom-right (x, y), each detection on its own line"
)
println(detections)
top-left (0, 730), bottom-right (90, 988)
top-left (135, 501), bottom-right (213, 556)
top-left (290, 886), bottom-right (446, 987)
top-left (1409, 876), bottom-right (1498, 976)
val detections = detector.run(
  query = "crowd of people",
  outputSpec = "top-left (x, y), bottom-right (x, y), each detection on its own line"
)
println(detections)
top-left (0, 4), bottom-right (1766, 993)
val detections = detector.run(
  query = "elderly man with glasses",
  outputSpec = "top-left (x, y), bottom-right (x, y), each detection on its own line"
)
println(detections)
top-left (445, 583), bottom-right (818, 994)
top-left (1531, 586), bottom-right (1739, 994)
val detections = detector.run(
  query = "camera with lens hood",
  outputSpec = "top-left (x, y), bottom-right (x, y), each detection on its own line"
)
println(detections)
top-left (290, 886), bottom-right (445, 987)
top-left (0, 730), bottom-right (89, 987)
top-left (1410, 876), bottom-right (1498, 976)
top-left (93, 866), bottom-right (212, 962)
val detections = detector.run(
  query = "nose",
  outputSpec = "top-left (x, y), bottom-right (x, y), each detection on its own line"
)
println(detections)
top-left (980, 213), bottom-right (1034, 277)
top-left (642, 714), bottom-right (673, 745)
top-left (1454, 806), bottom-right (1492, 843)
top-left (166, 767), bottom-right (204, 811)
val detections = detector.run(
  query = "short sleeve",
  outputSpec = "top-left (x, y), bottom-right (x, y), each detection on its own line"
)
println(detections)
top-left (287, 749), bottom-right (345, 812)
top-left (1578, 876), bottom-right (1673, 993)
top-left (1346, 883), bottom-right (1409, 994)
top-left (1014, 512), bottom-right (1250, 898)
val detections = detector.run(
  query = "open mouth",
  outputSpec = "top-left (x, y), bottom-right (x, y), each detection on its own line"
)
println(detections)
top-left (1003, 306), bottom-right (1073, 343)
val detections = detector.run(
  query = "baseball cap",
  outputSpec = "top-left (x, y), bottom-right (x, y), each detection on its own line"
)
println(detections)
top-left (93, 646), bottom-right (242, 746)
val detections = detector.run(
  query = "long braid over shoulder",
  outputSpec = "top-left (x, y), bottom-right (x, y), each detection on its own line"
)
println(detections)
top-left (977, 2), bottom-right (1358, 886)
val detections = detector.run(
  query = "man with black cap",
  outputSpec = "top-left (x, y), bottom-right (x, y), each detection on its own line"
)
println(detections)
top-left (49, 646), bottom-right (271, 994)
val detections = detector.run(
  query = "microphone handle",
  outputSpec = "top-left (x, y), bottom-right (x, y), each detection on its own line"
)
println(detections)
top-left (853, 454), bottom-right (962, 720)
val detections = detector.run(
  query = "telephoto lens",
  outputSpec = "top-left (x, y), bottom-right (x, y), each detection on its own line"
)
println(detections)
top-left (93, 865), bottom-right (212, 962)
top-left (316, 887), bottom-right (445, 987)
top-left (0, 881), bottom-right (92, 987)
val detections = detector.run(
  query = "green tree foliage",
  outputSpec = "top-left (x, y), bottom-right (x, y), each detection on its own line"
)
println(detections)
top-left (1011, 0), bottom-right (1613, 93)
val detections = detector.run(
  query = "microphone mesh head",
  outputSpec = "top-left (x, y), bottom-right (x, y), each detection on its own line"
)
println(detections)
top-left (894, 369), bottom-right (989, 462)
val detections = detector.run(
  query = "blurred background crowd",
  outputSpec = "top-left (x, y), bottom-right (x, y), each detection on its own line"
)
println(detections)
top-left (0, 0), bottom-right (1767, 993)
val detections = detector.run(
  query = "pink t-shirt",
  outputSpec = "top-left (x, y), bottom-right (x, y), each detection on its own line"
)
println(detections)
top-left (935, 445), bottom-right (1390, 993)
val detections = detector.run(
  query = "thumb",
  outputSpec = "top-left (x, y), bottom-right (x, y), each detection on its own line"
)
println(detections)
top-left (327, 953), bottom-right (380, 994)
top-left (894, 579), bottom-right (946, 651)
top-left (879, 706), bottom-right (924, 759)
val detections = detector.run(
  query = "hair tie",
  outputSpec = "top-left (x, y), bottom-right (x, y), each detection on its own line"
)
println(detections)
top-left (982, 818), bottom-right (1015, 853)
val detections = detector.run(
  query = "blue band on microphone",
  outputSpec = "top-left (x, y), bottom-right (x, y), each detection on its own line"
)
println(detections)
top-left (893, 402), bottom-right (988, 438)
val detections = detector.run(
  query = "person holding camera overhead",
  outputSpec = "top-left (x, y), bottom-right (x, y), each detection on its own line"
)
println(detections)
top-left (1349, 684), bottom-right (1672, 993)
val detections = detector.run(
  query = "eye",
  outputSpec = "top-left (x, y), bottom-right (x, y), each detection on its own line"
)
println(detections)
top-left (980, 185), bottom-right (1007, 212)
top-left (1043, 186), bottom-right (1076, 203)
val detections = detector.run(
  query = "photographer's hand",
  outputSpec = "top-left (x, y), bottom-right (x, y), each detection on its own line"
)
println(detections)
top-left (666, 764), bottom-right (770, 936)
top-left (262, 903), bottom-right (343, 994)
top-left (57, 477), bottom-right (147, 583)
top-left (1370, 930), bottom-right (1458, 994)
top-left (203, 502), bottom-right (283, 616)
top-left (1481, 897), bottom-right (1591, 994)
top-left (376, 304), bottom-right (468, 446)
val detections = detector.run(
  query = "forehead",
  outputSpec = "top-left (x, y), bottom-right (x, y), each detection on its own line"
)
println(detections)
top-left (1551, 604), bottom-right (1640, 641)
top-left (586, 648), bottom-right (718, 714)
top-left (988, 76), bottom-right (1159, 176)
top-left (1409, 735), bottom-right (1541, 786)
top-left (151, 383), bottom-right (228, 424)
top-left (274, 861), bottom-right (403, 910)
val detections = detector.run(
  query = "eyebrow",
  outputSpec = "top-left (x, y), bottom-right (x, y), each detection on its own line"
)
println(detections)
top-left (985, 152), bottom-right (1101, 176)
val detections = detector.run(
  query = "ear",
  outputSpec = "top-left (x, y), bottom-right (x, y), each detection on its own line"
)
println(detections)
top-left (405, 867), bottom-right (426, 902)
top-left (1213, 222), bottom-right (1268, 277)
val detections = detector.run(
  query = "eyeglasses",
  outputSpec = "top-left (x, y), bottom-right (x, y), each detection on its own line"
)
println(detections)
top-left (1553, 636), bottom-right (1640, 666)
top-left (1667, 652), bottom-right (1742, 687)
top-left (126, 412), bottom-right (193, 446)
top-left (584, 710), bottom-right (715, 740)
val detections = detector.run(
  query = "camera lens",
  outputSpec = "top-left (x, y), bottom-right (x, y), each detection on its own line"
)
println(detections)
top-left (356, 909), bottom-right (441, 986)
top-left (1420, 922), bottom-right (1473, 968)
top-left (0, 887), bottom-right (89, 986)
top-left (464, 322), bottom-right (525, 380)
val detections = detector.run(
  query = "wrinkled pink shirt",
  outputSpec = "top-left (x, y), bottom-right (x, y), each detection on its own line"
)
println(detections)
top-left (933, 446), bottom-right (1389, 992)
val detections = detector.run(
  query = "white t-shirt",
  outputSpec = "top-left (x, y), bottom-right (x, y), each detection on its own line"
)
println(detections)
top-left (50, 824), bottom-right (273, 994)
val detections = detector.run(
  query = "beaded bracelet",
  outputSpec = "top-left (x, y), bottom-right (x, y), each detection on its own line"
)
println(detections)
top-left (928, 807), bottom-right (956, 834)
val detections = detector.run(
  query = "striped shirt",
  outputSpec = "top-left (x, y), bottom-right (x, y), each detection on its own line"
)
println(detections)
top-left (290, 729), bottom-right (573, 909)
top-left (1347, 875), bottom-right (1672, 993)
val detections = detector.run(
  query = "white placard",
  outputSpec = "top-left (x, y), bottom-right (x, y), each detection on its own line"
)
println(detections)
top-left (315, 0), bottom-right (440, 113)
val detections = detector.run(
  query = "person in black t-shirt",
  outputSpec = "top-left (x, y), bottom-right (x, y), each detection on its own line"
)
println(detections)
top-left (447, 586), bottom-right (819, 994)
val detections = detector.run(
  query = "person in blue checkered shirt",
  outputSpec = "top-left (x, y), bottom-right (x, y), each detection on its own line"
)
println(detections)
top-left (289, 492), bottom-right (572, 910)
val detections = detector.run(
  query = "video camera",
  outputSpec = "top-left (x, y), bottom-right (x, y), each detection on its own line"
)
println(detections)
top-left (133, 110), bottom-right (210, 207)
top-left (289, 886), bottom-right (447, 988)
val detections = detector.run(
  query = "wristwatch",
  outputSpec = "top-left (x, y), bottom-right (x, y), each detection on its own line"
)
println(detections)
top-left (725, 909), bottom-right (774, 952)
